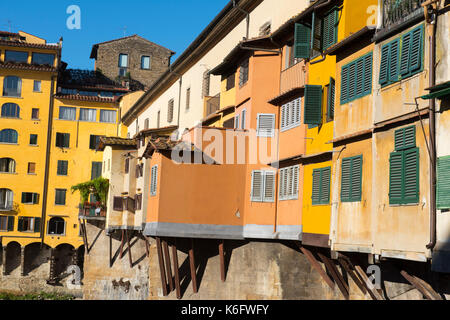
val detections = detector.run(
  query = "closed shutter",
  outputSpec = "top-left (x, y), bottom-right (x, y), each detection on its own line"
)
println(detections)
top-left (294, 98), bottom-right (301, 124)
top-left (321, 167), bottom-right (331, 204)
top-left (151, 165), bottom-right (158, 196)
top-left (17, 217), bottom-right (23, 232)
top-left (312, 169), bottom-right (322, 204)
top-left (341, 158), bottom-right (352, 202)
top-left (311, 13), bottom-right (322, 54)
top-left (348, 62), bottom-right (356, 100)
top-left (89, 135), bottom-right (97, 149)
top-left (263, 172), bottom-right (276, 203)
top-left (363, 53), bottom-right (373, 95)
top-left (389, 39), bottom-right (400, 83)
top-left (389, 152), bottom-right (404, 205)
top-left (323, 8), bottom-right (337, 50)
top-left (279, 169), bottom-right (286, 200)
top-left (91, 162), bottom-right (102, 180)
top-left (113, 197), bottom-right (124, 211)
top-left (33, 193), bottom-right (39, 204)
top-left (294, 23), bottom-right (311, 59)
top-left (34, 217), bottom-right (41, 233)
top-left (292, 165), bottom-right (299, 199)
top-left (7, 216), bottom-right (14, 231)
top-left (400, 32), bottom-right (412, 76)
top-left (341, 65), bottom-right (349, 103)
top-left (281, 104), bottom-right (286, 129)
top-left (125, 158), bottom-right (129, 174)
top-left (409, 26), bottom-right (423, 73)
top-left (167, 99), bottom-right (174, 123)
top-left (241, 110), bottom-right (246, 129)
top-left (327, 77), bottom-right (335, 120)
top-left (403, 147), bottom-right (419, 204)
top-left (257, 114), bottom-right (275, 137)
top-left (127, 197), bottom-right (135, 213)
top-left (235, 114), bottom-right (240, 129)
top-left (63, 133), bottom-right (70, 148)
top-left (351, 156), bottom-right (363, 202)
top-left (251, 171), bottom-right (263, 202)
top-left (395, 126), bottom-right (416, 151)
top-left (437, 156), bottom-right (450, 209)
top-left (304, 85), bottom-right (322, 125)
top-left (379, 43), bottom-right (390, 85)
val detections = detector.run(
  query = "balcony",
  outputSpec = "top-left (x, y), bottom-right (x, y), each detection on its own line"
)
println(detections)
top-left (379, 0), bottom-right (426, 33)
top-left (79, 202), bottom-right (106, 219)
top-left (280, 61), bottom-right (307, 96)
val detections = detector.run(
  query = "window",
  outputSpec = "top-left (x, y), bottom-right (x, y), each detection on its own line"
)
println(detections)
top-left (113, 197), bottom-right (124, 211)
top-left (150, 165), bottom-right (158, 196)
top-left (31, 53), bottom-right (55, 66)
top-left (0, 158), bottom-right (16, 173)
top-left (294, 23), bottom-right (311, 59)
top-left (79, 108), bottom-right (97, 122)
top-left (389, 126), bottom-right (419, 205)
top-left (57, 160), bottom-right (68, 176)
top-left (312, 167), bottom-right (331, 205)
top-left (3, 76), bottom-right (22, 97)
top-left (251, 170), bottom-right (276, 203)
top-left (341, 53), bottom-right (373, 104)
top-left (59, 106), bottom-right (76, 120)
top-left (0, 216), bottom-right (14, 232)
top-left (55, 133), bottom-right (70, 148)
top-left (31, 108), bottom-right (40, 120)
top-left (281, 97), bottom-right (301, 131)
top-left (100, 110), bottom-right (117, 123)
top-left (21, 193), bottom-right (39, 205)
top-left (141, 56), bottom-right (151, 70)
top-left (341, 156), bottom-right (363, 202)
top-left (100, 91), bottom-right (114, 98)
top-left (226, 73), bottom-right (235, 91)
top-left (89, 135), bottom-right (102, 150)
top-left (235, 114), bottom-right (240, 130)
top-left (91, 162), bottom-right (102, 180)
top-left (279, 165), bottom-right (300, 201)
top-left (55, 189), bottom-right (67, 205)
top-left (1, 103), bottom-right (20, 118)
top-left (257, 114), bottom-right (275, 137)
top-left (33, 80), bottom-right (41, 92)
top-left (47, 217), bottom-right (65, 235)
top-left (28, 162), bottom-right (36, 174)
top-left (5, 50), bottom-right (28, 63)
top-left (327, 77), bottom-right (335, 121)
top-left (0, 189), bottom-right (13, 210)
top-left (303, 85), bottom-right (323, 126)
top-left (167, 99), bottom-right (174, 123)
top-left (29, 134), bottom-right (38, 146)
top-left (239, 59), bottom-right (249, 87)
top-left (18, 217), bottom-right (40, 233)
top-left (119, 54), bottom-right (128, 67)
top-left (186, 88), bottom-right (191, 111)
top-left (379, 25), bottom-right (423, 86)
top-left (437, 156), bottom-right (450, 209)
top-left (241, 109), bottom-right (246, 130)
top-left (0, 129), bottom-right (18, 144)
top-left (285, 45), bottom-right (301, 69)
top-left (321, 8), bottom-right (339, 51)
top-left (202, 70), bottom-right (211, 98)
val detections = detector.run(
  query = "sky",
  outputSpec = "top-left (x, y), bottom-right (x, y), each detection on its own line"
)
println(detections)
top-left (1, 0), bottom-right (230, 69)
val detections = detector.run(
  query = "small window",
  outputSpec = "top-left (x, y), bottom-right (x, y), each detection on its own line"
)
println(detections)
top-left (5, 50), bottom-right (28, 63)
top-left (251, 170), bottom-right (276, 203)
top-left (0, 158), bottom-right (16, 174)
top-left (55, 189), bottom-right (67, 206)
top-left (235, 114), bottom-right (240, 130)
top-left (31, 53), bottom-right (55, 66)
top-left (279, 165), bottom-right (300, 201)
top-left (141, 56), bottom-right (151, 70)
top-left (0, 189), bottom-right (14, 210)
top-left (239, 59), bottom-right (249, 87)
top-left (100, 110), bottom-right (117, 123)
top-left (167, 99), bottom-right (174, 123)
top-left (47, 217), bottom-right (65, 235)
top-left (144, 118), bottom-right (149, 130)
top-left (18, 217), bottom-right (40, 233)
top-left (257, 114), bottom-right (275, 137)
top-left (312, 167), bottom-right (331, 205)
top-left (0, 216), bottom-right (14, 232)
top-left (1, 103), bottom-right (20, 118)
top-left (55, 133), bottom-right (70, 148)
top-left (202, 70), bottom-right (211, 98)
top-left (341, 156), bottom-right (363, 202)
top-left (31, 108), bottom-right (40, 120)
top-left (79, 108), bottom-right (97, 122)
top-left (186, 88), bottom-right (191, 111)
top-left (91, 162), bottom-right (103, 180)
top-left (113, 197), bottom-right (124, 211)
top-left (57, 160), bottom-right (68, 176)
top-left (0, 129), bottom-right (18, 144)
top-left (125, 158), bottom-right (130, 174)
top-left (119, 54), bottom-right (128, 68)
top-left (226, 73), bottom-right (235, 91)
top-left (150, 165), bottom-right (158, 196)
top-left (281, 97), bottom-right (301, 132)
top-left (241, 109), bottom-right (246, 130)
top-left (28, 162), bottom-right (36, 174)
top-left (3, 76), bottom-right (22, 97)
top-left (59, 106), bottom-right (76, 120)
top-left (21, 192), bottom-right (39, 205)
top-left (33, 80), bottom-right (42, 92)
top-left (29, 134), bottom-right (38, 146)
top-left (89, 135), bottom-right (102, 150)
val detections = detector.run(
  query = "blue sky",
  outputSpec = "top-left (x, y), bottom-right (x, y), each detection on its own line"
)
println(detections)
top-left (1, 0), bottom-right (229, 69)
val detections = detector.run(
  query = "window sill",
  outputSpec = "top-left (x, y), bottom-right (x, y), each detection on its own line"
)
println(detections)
top-left (0, 143), bottom-right (18, 146)
top-left (280, 123), bottom-right (301, 133)
top-left (29, 144), bottom-right (39, 147)
top-left (0, 172), bottom-right (17, 175)
top-left (0, 117), bottom-right (21, 120)
top-left (1, 96), bottom-right (22, 99)
top-left (28, 173), bottom-right (37, 176)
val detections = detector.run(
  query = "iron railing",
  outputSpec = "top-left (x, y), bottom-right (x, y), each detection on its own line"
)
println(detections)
top-left (382, 0), bottom-right (426, 29)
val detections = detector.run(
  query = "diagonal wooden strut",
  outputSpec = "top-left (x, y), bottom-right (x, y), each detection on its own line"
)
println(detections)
top-left (156, 237), bottom-right (168, 296)
top-left (189, 238), bottom-right (198, 293)
top-left (79, 218), bottom-right (89, 255)
top-left (172, 238), bottom-right (181, 300)
top-left (219, 240), bottom-right (225, 282)
top-left (162, 239), bottom-right (174, 293)
top-left (297, 244), bottom-right (335, 290)
top-left (126, 230), bottom-right (132, 268)
top-left (354, 265), bottom-right (384, 300)
top-left (401, 270), bottom-right (442, 300)
top-left (338, 255), bottom-right (367, 296)
top-left (318, 252), bottom-right (349, 300)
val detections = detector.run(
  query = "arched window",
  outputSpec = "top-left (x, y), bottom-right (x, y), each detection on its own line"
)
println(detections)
top-left (0, 129), bottom-right (18, 144)
top-left (3, 76), bottom-right (22, 97)
top-left (0, 189), bottom-right (13, 210)
top-left (0, 158), bottom-right (16, 173)
top-left (1, 103), bottom-right (20, 118)
top-left (47, 217), bottom-right (65, 235)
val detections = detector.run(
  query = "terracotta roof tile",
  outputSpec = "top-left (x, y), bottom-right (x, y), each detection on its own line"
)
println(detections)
top-left (0, 61), bottom-right (57, 72)
top-left (54, 94), bottom-right (118, 103)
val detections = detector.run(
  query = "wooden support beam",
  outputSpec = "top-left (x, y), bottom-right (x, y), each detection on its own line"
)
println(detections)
top-left (338, 256), bottom-right (367, 295)
top-left (79, 218), bottom-right (89, 255)
top-left (189, 238), bottom-right (198, 293)
top-left (219, 240), bottom-right (225, 282)
top-left (20, 246), bottom-right (25, 276)
top-left (318, 252), bottom-right (349, 300)
top-left (298, 245), bottom-right (335, 290)
top-left (155, 237), bottom-right (168, 296)
top-left (354, 265), bottom-right (384, 300)
top-left (119, 229), bottom-right (125, 259)
top-left (171, 239), bottom-right (181, 300)
top-left (162, 239), bottom-right (174, 293)
top-left (126, 230), bottom-right (133, 268)
top-left (2, 246), bottom-right (6, 275)
top-left (109, 234), bottom-right (113, 268)
top-left (144, 236), bottom-right (149, 258)
top-left (400, 270), bottom-right (442, 300)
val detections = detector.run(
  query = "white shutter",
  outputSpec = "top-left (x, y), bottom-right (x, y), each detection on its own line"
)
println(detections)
top-left (241, 110), bottom-right (246, 129)
top-left (279, 169), bottom-right (285, 200)
top-left (287, 167), bottom-right (293, 198)
top-left (251, 171), bottom-right (263, 202)
top-left (235, 114), bottom-right (240, 129)
top-left (281, 105), bottom-right (286, 129)
top-left (292, 165), bottom-right (299, 199)
top-left (263, 171), bottom-right (276, 202)
top-left (151, 165), bottom-right (158, 196)
top-left (294, 98), bottom-right (301, 125)
top-left (257, 114), bottom-right (275, 137)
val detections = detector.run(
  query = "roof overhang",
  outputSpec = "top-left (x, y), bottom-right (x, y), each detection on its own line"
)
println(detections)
top-left (421, 80), bottom-right (450, 100)
top-left (98, 137), bottom-right (137, 151)
top-left (325, 27), bottom-right (376, 56)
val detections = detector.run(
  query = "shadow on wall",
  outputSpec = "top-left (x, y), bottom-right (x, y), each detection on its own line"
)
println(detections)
top-left (5, 242), bottom-right (21, 275)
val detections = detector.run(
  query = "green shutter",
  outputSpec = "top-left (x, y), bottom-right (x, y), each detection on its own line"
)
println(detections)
top-left (327, 77), bottom-right (335, 120)
top-left (311, 13), bottom-right (322, 53)
top-left (355, 58), bottom-right (364, 97)
top-left (363, 53), bottom-right (373, 95)
top-left (379, 43), bottom-right (390, 85)
top-left (294, 23), bottom-right (311, 59)
top-left (34, 217), bottom-right (41, 233)
top-left (312, 169), bottom-right (322, 204)
top-left (409, 25), bottom-right (423, 73)
top-left (403, 147), bottom-right (419, 204)
top-left (351, 156), bottom-right (363, 202)
top-left (304, 85), bottom-right (322, 125)
top-left (7, 216), bottom-right (14, 231)
top-left (389, 39), bottom-right (400, 83)
top-left (323, 8), bottom-right (338, 50)
top-left (33, 193), bottom-right (39, 204)
top-left (341, 66), bottom-right (349, 103)
top-left (341, 158), bottom-right (352, 201)
top-left (320, 167), bottom-right (331, 204)
top-left (400, 32), bottom-right (411, 76)
top-left (91, 162), bottom-right (102, 180)
top-left (389, 151), bottom-right (404, 205)
top-left (395, 126), bottom-right (416, 151)
top-left (17, 217), bottom-right (24, 232)
top-left (437, 156), bottom-right (450, 209)
top-left (348, 62), bottom-right (356, 100)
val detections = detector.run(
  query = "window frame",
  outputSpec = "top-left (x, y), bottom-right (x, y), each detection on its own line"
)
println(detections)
top-left (55, 189), bottom-right (67, 206)
top-left (312, 167), bottom-right (331, 206)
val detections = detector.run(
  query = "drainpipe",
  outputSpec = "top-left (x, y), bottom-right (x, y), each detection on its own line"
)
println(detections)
top-left (426, 4), bottom-right (438, 250)
top-left (233, 0), bottom-right (250, 39)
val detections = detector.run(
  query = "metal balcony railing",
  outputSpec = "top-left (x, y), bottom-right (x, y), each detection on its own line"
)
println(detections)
top-left (382, 0), bottom-right (426, 29)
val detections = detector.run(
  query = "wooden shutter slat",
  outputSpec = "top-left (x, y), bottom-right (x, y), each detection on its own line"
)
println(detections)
top-left (409, 26), bottom-right (423, 72)
top-left (251, 171), bottom-right (263, 202)
top-left (389, 151), bottom-right (404, 205)
top-left (263, 172), bottom-right (276, 203)
top-left (437, 156), bottom-right (450, 209)
top-left (400, 32), bottom-right (412, 76)
top-left (403, 147), bottom-right (419, 203)
top-left (294, 23), bottom-right (311, 59)
top-left (389, 39), bottom-right (400, 83)
top-left (304, 85), bottom-right (322, 125)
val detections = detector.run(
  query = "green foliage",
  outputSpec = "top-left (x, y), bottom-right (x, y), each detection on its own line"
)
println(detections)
top-left (71, 177), bottom-right (109, 207)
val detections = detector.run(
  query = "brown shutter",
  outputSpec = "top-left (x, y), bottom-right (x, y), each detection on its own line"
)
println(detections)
top-left (127, 197), bottom-right (135, 213)
top-left (125, 158), bottom-right (129, 174)
top-left (113, 197), bottom-right (123, 211)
